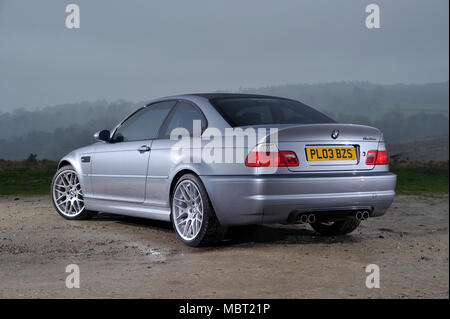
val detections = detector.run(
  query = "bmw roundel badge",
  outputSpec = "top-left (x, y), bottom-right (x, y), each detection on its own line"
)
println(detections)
top-left (331, 130), bottom-right (339, 139)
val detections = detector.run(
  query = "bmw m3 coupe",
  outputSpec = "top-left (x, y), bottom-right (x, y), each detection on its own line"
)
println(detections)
top-left (51, 94), bottom-right (396, 246)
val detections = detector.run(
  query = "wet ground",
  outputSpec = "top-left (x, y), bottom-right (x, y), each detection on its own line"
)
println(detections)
top-left (0, 194), bottom-right (448, 298)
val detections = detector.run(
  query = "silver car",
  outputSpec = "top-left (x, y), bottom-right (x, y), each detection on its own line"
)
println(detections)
top-left (51, 94), bottom-right (396, 246)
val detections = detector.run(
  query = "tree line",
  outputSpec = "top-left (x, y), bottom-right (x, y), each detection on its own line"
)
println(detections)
top-left (0, 82), bottom-right (448, 160)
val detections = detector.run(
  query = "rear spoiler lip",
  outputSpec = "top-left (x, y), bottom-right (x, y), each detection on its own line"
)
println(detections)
top-left (236, 122), bottom-right (378, 129)
top-left (255, 123), bottom-right (383, 144)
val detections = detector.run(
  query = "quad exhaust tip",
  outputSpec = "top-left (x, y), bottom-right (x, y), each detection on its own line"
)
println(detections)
top-left (356, 210), bottom-right (370, 221)
top-left (307, 214), bottom-right (316, 223)
top-left (298, 213), bottom-right (316, 224)
top-left (294, 210), bottom-right (370, 224)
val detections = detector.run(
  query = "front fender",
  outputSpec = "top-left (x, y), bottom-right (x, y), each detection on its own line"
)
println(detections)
top-left (57, 149), bottom-right (92, 198)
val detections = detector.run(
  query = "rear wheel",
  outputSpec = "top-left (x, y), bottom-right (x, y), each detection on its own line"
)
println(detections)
top-left (171, 174), bottom-right (226, 247)
top-left (310, 219), bottom-right (361, 236)
top-left (51, 165), bottom-right (95, 220)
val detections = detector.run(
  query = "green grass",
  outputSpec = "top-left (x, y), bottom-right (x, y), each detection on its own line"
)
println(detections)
top-left (0, 166), bottom-right (448, 196)
top-left (392, 166), bottom-right (449, 193)
top-left (0, 169), bottom-right (53, 196)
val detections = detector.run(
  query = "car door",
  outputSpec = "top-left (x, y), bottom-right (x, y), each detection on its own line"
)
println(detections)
top-left (91, 101), bottom-right (176, 203)
top-left (145, 100), bottom-right (207, 207)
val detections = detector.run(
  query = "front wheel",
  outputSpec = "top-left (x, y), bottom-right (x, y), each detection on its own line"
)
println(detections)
top-left (310, 219), bottom-right (361, 236)
top-left (171, 174), bottom-right (226, 247)
top-left (51, 165), bottom-right (95, 220)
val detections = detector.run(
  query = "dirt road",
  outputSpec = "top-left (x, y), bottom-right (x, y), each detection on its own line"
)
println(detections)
top-left (0, 194), bottom-right (448, 298)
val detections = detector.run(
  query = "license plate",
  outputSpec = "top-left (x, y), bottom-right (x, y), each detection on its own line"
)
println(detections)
top-left (306, 146), bottom-right (356, 161)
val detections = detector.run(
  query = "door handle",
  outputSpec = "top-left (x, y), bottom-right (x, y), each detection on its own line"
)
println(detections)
top-left (137, 145), bottom-right (151, 153)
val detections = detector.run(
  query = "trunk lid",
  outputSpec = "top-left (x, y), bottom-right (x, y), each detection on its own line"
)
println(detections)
top-left (262, 123), bottom-right (382, 172)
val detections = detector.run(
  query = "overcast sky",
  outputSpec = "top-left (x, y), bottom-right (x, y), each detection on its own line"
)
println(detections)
top-left (0, 0), bottom-right (448, 111)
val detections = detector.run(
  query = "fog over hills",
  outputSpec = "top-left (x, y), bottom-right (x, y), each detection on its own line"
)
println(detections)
top-left (0, 82), bottom-right (448, 160)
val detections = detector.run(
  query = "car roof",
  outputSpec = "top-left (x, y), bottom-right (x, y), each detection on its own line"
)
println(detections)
top-left (148, 93), bottom-right (298, 105)
top-left (185, 93), bottom-right (289, 100)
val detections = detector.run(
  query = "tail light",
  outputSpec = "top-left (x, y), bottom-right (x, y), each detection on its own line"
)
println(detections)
top-left (366, 142), bottom-right (389, 165)
top-left (245, 143), bottom-right (299, 167)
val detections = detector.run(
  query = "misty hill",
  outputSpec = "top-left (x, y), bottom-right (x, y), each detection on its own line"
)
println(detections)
top-left (239, 82), bottom-right (449, 118)
top-left (0, 82), bottom-right (448, 160)
top-left (0, 100), bottom-right (137, 141)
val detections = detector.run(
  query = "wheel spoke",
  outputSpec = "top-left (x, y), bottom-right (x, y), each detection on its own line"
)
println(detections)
top-left (74, 200), bottom-right (79, 212)
top-left (189, 185), bottom-right (195, 199)
top-left (183, 220), bottom-right (190, 236)
top-left (180, 185), bottom-right (191, 201)
top-left (174, 203), bottom-right (185, 210)
top-left (62, 175), bottom-right (70, 186)
top-left (193, 219), bottom-right (198, 235)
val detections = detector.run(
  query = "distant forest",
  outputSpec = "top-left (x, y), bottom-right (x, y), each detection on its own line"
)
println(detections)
top-left (0, 82), bottom-right (448, 160)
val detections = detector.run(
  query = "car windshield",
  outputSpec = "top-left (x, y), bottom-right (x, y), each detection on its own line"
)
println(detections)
top-left (209, 97), bottom-right (335, 127)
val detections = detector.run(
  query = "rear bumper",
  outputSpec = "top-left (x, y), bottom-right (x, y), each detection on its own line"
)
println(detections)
top-left (201, 172), bottom-right (396, 226)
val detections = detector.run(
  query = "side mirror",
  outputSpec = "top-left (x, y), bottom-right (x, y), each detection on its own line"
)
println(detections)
top-left (94, 130), bottom-right (111, 142)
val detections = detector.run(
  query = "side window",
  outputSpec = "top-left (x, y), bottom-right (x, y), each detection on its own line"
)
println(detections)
top-left (112, 101), bottom-right (175, 142)
top-left (161, 101), bottom-right (206, 138)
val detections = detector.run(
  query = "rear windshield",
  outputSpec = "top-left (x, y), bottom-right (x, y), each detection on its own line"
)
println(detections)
top-left (210, 97), bottom-right (335, 127)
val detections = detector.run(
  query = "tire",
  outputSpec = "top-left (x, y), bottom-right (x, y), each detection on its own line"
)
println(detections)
top-left (171, 174), bottom-right (226, 247)
top-left (310, 219), bottom-right (361, 236)
top-left (51, 165), bottom-right (96, 220)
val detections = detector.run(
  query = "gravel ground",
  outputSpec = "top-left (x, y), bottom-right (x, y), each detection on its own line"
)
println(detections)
top-left (0, 194), bottom-right (448, 299)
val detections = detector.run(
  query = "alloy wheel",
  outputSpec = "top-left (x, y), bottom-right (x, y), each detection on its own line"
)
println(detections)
top-left (172, 180), bottom-right (204, 241)
top-left (52, 170), bottom-right (85, 217)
